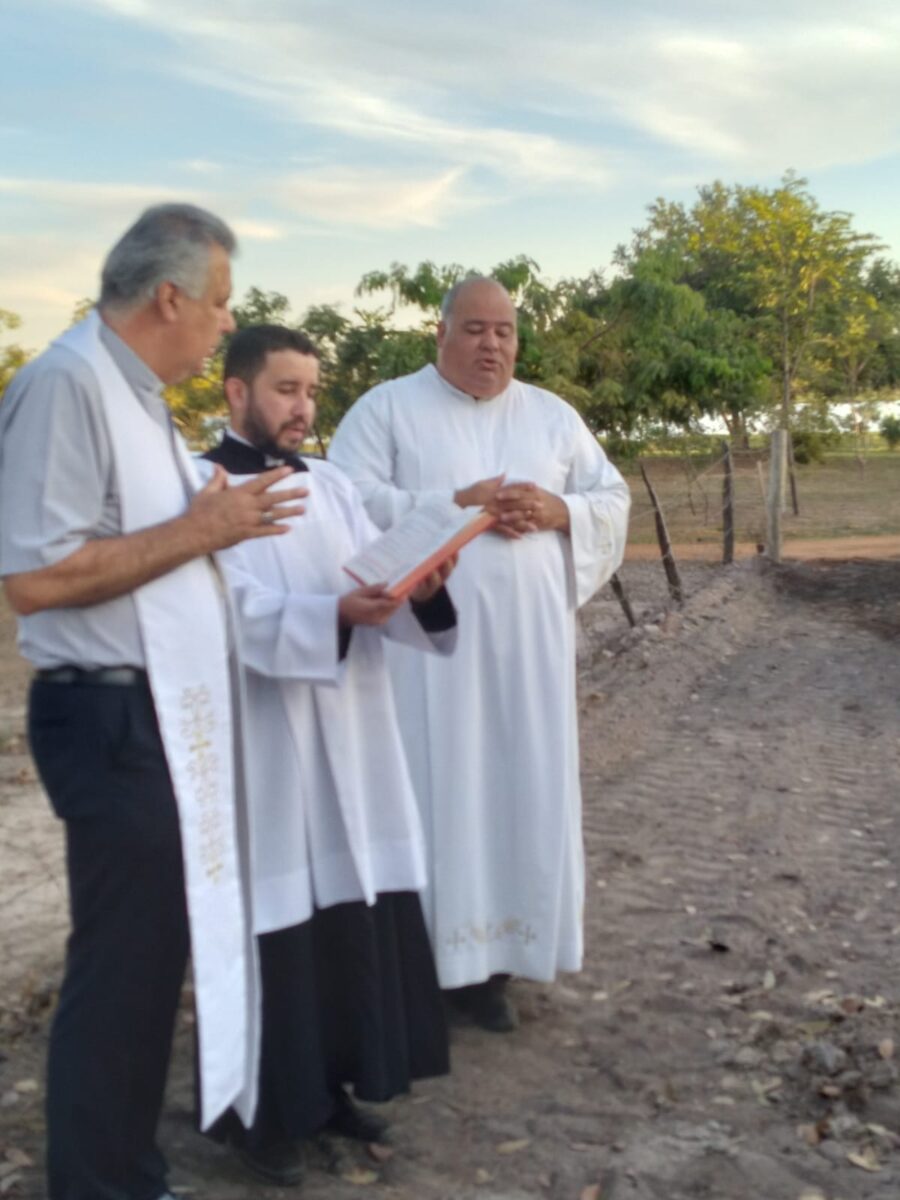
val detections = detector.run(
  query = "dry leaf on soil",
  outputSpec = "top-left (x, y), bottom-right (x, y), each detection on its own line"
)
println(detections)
top-left (495, 1139), bottom-right (531, 1155)
top-left (3, 1149), bottom-right (33, 1168)
top-left (847, 1145), bottom-right (882, 1172)
top-left (341, 1167), bottom-right (379, 1185)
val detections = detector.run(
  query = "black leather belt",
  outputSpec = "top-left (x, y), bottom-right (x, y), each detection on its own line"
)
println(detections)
top-left (35, 666), bottom-right (147, 686)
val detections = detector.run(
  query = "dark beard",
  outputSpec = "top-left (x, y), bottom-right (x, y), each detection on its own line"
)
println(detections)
top-left (243, 409), bottom-right (295, 460)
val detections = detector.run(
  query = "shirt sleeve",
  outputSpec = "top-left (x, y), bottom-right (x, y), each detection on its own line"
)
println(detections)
top-left (0, 355), bottom-right (114, 576)
top-left (328, 387), bottom-right (455, 531)
top-left (559, 413), bottom-right (631, 607)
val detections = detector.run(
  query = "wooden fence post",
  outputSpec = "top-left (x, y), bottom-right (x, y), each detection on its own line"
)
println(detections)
top-left (766, 430), bottom-right (787, 563)
top-left (608, 572), bottom-right (637, 627)
top-left (721, 440), bottom-right (734, 565)
top-left (640, 463), bottom-right (683, 604)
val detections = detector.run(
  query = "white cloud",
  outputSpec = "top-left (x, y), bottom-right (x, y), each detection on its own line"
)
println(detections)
top-left (230, 218), bottom-right (284, 241)
top-left (66, 0), bottom-right (900, 185)
top-left (277, 166), bottom-right (474, 230)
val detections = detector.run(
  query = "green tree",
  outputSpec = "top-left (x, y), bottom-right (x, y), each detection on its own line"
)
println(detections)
top-left (622, 173), bottom-right (881, 430)
top-left (0, 310), bottom-right (32, 397)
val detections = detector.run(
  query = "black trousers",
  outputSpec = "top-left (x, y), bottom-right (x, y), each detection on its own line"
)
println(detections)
top-left (29, 678), bottom-right (190, 1200)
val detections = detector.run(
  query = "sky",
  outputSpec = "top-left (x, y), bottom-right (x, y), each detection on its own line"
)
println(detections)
top-left (3, 0), bottom-right (900, 351)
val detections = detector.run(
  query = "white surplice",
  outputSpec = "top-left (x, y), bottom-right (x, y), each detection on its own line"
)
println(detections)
top-left (329, 365), bottom-right (631, 987)
top-left (209, 457), bottom-right (457, 936)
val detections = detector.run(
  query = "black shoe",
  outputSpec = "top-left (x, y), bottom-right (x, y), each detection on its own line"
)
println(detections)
top-left (236, 1139), bottom-right (306, 1186)
top-left (465, 976), bottom-right (519, 1033)
top-left (325, 1090), bottom-right (391, 1144)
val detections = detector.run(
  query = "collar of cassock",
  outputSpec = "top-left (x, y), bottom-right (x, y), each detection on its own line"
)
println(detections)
top-left (221, 429), bottom-right (309, 474)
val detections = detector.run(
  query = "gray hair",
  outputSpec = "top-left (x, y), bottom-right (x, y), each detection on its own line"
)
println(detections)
top-left (440, 275), bottom-right (509, 322)
top-left (99, 203), bottom-right (237, 313)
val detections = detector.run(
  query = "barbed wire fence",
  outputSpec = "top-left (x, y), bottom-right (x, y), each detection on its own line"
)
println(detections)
top-left (606, 429), bottom-right (900, 632)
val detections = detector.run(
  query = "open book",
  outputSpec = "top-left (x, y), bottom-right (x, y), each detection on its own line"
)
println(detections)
top-left (343, 501), bottom-right (496, 600)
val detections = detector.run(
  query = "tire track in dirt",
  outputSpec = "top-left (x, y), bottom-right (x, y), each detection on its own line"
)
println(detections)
top-left (568, 560), bottom-right (900, 1198)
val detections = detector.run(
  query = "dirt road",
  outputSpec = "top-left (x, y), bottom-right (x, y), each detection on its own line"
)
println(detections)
top-left (2, 556), bottom-right (900, 1199)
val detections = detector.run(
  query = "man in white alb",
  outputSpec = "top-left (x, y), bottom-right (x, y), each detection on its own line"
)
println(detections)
top-left (329, 277), bottom-right (631, 1031)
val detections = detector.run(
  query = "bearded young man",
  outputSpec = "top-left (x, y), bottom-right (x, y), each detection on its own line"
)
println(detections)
top-left (0, 207), bottom-right (306, 1200)
top-left (329, 278), bottom-right (631, 1033)
top-left (201, 324), bottom-right (455, 1186)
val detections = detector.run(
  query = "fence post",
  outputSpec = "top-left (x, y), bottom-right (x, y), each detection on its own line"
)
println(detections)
top-left (721, 440), bottom-right (734, 565)
top-left (640, 463), bottom-right (683, 604)
top-left (608, 572), bottom-right (637, 627)
top-left (766, 430), bottom-right (787, 563)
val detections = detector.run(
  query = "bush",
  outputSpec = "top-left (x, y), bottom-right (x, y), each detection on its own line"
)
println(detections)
top-left (791, 429), bottom-right (838, 465)
top-left (879, 415), bottom-right (900, 451)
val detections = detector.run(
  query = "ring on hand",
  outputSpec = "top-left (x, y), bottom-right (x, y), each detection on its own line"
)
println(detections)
top-left (260, 512), bottom-right (276, 526)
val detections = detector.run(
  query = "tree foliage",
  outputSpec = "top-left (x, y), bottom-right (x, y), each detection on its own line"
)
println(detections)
top-left (4, 176), bottom-right (897, 450)
top-left (0, 310), bottom-right (32, 398)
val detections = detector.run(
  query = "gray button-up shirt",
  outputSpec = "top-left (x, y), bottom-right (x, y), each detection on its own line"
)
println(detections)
top-left (0, 320), bottom-right (175, 668)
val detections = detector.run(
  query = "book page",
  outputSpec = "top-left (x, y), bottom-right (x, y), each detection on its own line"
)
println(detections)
top-left (344, 501), bottom-right (481, 590)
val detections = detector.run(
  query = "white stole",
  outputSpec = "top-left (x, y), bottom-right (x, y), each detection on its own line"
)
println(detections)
top-left (54, 311), bottom-right (259, 1129)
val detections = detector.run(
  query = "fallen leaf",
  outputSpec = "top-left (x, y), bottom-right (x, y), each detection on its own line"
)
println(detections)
top-left (847, 1145), bottom-right (882, 1173)
top-left (3, 1149), bottom-right (33, 1168)
top-left (341, 1167), bottom-right (379, 1185)
top-left (878, 1038), bottom-right (894, 1060)
top-left (796, 1123), bottom-right (820, 1147)
top-left (495, 1139), bottom-right (531, 1155)
top-left (0, 1173), bottom-right (22, 1195)
top-left (580, 1187), bottom-right (602, 1200)
top-left (366, 1142), bottom-right (395, 1163)
top-left (13, 1079), bottom-right (38, 1094)
top-left (751, 1076), bottom-right (783, 1102)
top-left (797, 1020), bottom-right (832, 1037)
top-left (474, 1168), bottom-right (492, 1184)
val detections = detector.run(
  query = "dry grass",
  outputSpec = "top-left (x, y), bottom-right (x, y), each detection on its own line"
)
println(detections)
top-left (623, 452), bottom-right (900, 546)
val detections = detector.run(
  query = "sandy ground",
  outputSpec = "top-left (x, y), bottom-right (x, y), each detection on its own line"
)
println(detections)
top-left (3, 545), bottom-right (900, 1200)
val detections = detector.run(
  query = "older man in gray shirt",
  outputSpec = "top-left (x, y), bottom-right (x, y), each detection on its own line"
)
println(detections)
top-left (0, 204), bottom-right (306, 1200)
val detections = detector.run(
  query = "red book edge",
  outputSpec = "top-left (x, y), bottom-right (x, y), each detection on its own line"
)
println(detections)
top-left (343, 509), bottom-right (497, 600)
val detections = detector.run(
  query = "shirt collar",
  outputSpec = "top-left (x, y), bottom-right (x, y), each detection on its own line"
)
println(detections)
top-left (224, 427), bottom-right (288, 469)
top-left (98, 319), bottom-right (165, 397)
